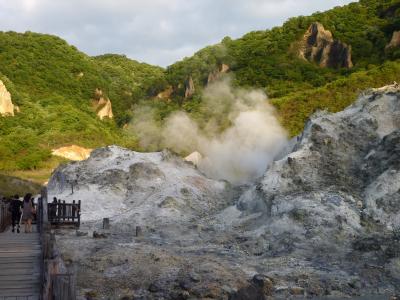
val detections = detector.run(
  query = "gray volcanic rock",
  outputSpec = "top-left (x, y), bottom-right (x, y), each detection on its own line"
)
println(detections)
top-left (299, 22), bottom-right (353, 69)
top-left (49, 84), bottom-right (400, 299)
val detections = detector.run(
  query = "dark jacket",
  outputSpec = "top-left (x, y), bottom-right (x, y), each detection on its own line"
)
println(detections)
top-left (9, 199), bottom-right (22, 214)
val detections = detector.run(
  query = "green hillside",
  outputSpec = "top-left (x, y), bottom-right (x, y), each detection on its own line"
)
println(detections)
top-left (0, 32), bottom-right (164, 173)
top-left (0, 0), bottom-right (399, 183)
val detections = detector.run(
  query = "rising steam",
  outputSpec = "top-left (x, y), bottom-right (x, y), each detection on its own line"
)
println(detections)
top-left (131, 79), bottom-right (288, 184)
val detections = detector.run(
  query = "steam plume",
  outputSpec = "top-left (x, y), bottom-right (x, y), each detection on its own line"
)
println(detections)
top-left (131, 79), bottom-right (288, 184)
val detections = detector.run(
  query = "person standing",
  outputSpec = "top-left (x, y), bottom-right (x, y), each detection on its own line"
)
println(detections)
top-left (22, 193), bottom-right (34, 233)
top-left (9, 195), bottom-right (22, 233)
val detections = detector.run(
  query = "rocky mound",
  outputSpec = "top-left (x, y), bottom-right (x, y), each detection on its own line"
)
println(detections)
top-left (49, 85), bottom-right (400, 299)
top-left (48, 146), bottom-right (229, 222)
top-left (299, 22), bottom-right (353, 69)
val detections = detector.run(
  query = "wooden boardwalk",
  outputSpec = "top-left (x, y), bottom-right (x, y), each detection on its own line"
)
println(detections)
top-left (0, 226), bottom-right (41, 300)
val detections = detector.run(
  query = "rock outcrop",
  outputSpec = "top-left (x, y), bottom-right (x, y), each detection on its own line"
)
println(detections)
top-left (51, 145), bottom-right (92, 161)
top-left (49, 85), bottom-right (400, 299)
top-left (184, 76), bottom-right (195, 98)
top-left (184, 151), bottom-right (203, 167)
top-left (207, 64), bottom-right (230, 84)
top-left (156, 86), bottom-right (173, 100)
top-left (0, 80), bottom-right (15, 116)
top-left (386, 31), bottom-right (400, 49)
top-left (93, 88), bottom-right (113, 120)
top-left (299, 22), bottom-right (353, 69)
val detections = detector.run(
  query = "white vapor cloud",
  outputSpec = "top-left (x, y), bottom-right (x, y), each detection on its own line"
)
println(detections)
top-left (0, 0), bottom-right (354, 66)
top-left (131, 79), bottom-right (288, 184)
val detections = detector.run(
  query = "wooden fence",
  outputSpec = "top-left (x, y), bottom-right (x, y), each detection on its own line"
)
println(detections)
top-left (0, 202), bottom-right (10, 233)
top-left (48, 200), bottom-right (81, 227)
top-left (39, 188), bottom-right (77, 300)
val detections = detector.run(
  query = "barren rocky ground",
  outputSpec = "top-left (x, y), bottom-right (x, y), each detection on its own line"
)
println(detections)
top-left (48, 84), bottom-right (400, 299)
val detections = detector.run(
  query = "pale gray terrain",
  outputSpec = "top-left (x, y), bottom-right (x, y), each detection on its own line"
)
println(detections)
top-left (48, 84), bottom-right (400, 299)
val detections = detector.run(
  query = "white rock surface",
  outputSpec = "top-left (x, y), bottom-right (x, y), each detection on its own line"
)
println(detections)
top-left (48, 146), bottom-right (228, 222)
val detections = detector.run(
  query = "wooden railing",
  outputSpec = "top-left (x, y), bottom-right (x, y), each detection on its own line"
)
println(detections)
top-left (39, 188), bottom-right (77, 300)
top-left (48, 200), bottom-right (81, 227)
top-left (0, 201), bottom-right (10, 233)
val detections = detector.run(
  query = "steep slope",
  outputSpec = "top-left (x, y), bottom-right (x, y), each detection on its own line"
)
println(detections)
top-left (50, 85), bottom-right (400, 299)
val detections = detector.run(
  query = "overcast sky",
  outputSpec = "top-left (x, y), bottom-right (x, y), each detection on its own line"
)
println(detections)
top-left (0, 0), bottom-right (354, 67)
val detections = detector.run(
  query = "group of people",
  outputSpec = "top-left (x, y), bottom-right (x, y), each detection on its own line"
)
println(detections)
top-left (1, 193), bottom-right (36, 233)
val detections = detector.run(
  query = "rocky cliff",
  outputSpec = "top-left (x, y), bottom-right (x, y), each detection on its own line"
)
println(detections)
top-left (0, 80), bottom-right (15, 116)
top-left (93, 88), bottom-right (114, 120)
top-left (156, 86), bottom-right (173, 101)
top-left (184, 76), bottom-right (195, 98)
top-left (49, 85), bottom-right (400, 299)
top-left (207, 64), bottom-right (230, 84)
top-left (387, 31), bottom-right (400, 49)
top-left (299, 22), bottom-right (353, 69)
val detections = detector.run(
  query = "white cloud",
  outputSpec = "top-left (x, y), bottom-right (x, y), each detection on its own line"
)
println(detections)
top-left (0, 0), bottom-right (354, 66)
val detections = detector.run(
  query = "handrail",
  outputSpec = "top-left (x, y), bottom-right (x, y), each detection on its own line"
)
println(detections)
top-left (0, 201), bottom-right (11, 233)
top-left (39, 188), bottom-right (77, 300)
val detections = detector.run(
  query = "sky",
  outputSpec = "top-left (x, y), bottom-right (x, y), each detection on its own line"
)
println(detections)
top-left (0, 0), bottom-right (355, 67)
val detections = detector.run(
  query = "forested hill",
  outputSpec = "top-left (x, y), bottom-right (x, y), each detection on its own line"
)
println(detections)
top-left (0, 31), bottom-right (164, 173)
top-left (161, 0), bottom-right (400, 134)
top-left (0, 0), bottom-right (399, 182)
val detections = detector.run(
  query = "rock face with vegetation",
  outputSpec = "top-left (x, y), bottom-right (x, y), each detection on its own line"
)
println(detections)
top-left (50, 86), bottom-right (400, 299)
top-left (298, 22), bottom-right (353, 68)
top-left (0, 80), bottom-right (15, 116)
top-left (0, 0), bottom-right (399, 174)
top-left (207, 63), bottom-right (230, 84)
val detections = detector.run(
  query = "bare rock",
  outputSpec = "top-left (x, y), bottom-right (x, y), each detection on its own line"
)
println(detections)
top-left (93, 231), bottom-right (107, 239)
top-left (207, 64), bottom-right (230, 84)
top-left (386, 31), bottom-right (400, 49)
top-left (0, 80), bottom-right (15, 116)
top-left (298, 22), bottom-right (353, 69)
top-left (52, 145), bottom-right (92, 161)
top-left (93, 88), bottom-right (113, 120)
top-left (156, 86), bottom-right (173, 100)
top-left (184, 76), bottom-right (195, 98)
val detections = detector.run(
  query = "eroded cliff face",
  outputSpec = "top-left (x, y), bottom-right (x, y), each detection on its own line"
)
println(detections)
top-left (387, 31), bottom-right (400, 49)
top-left (156, 86), bottom-right (173, 101)
top-left (207, 64), bottom-right (230, 84)
top-left (184, 76), bottom-right (195, 98)
top-left (0, 80), bottom-right (15, 116)
top-left (49, 85), bottom-right (400, 299)
top-left (299, 22), bottom-right (353, 69)
top-left (93, 88), bottom-right (113, 120)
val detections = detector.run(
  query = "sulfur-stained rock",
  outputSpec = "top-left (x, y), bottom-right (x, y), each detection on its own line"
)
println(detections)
top-left (52, 145), bottom-right (92, 161)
